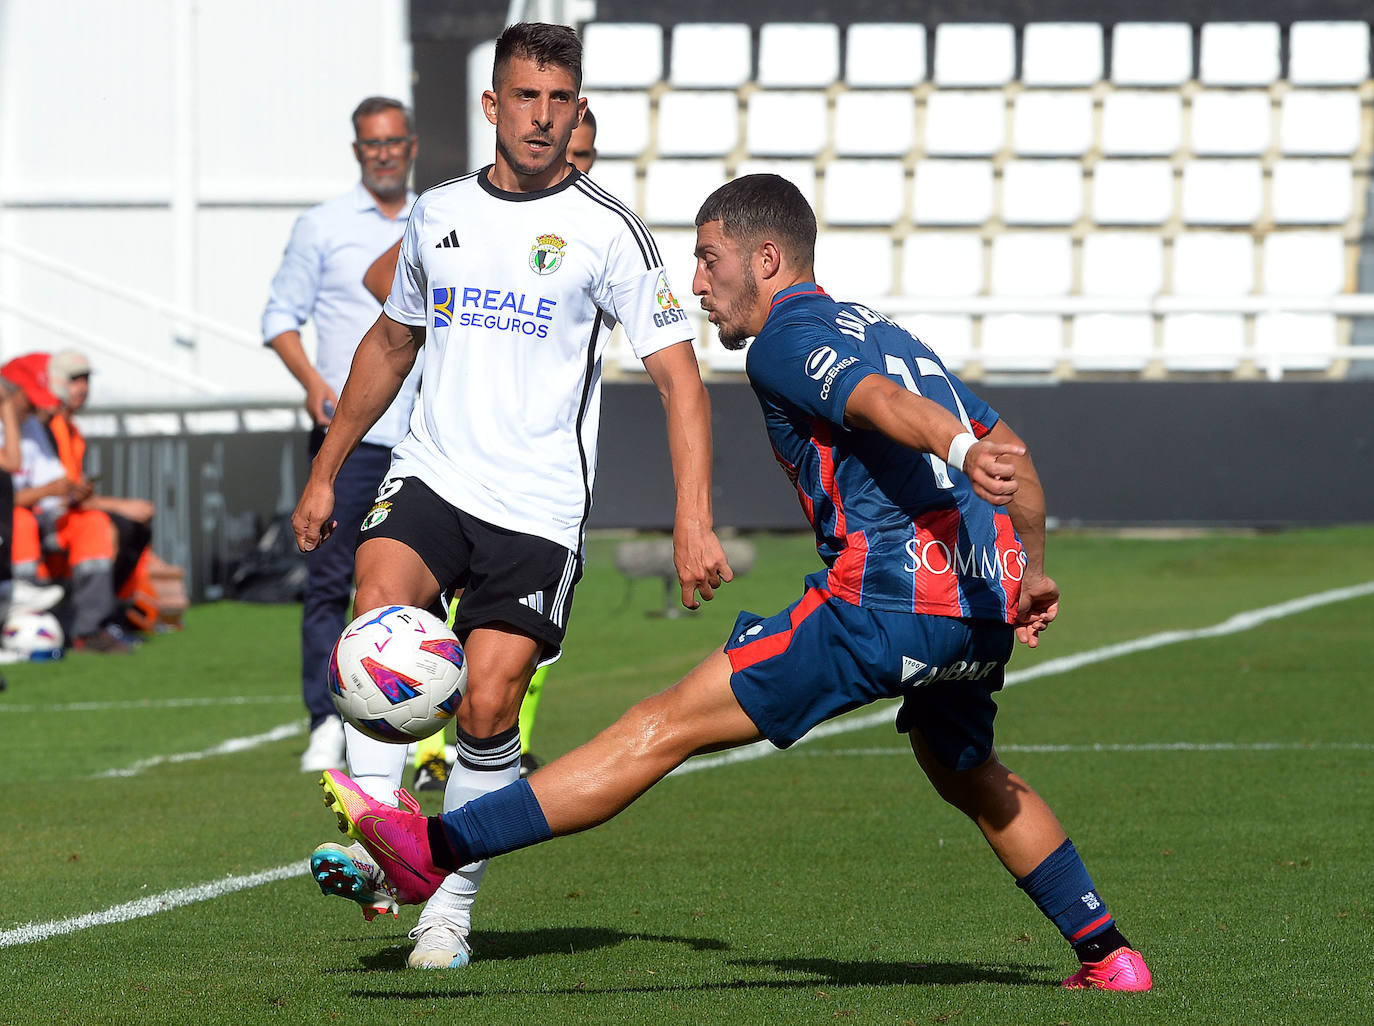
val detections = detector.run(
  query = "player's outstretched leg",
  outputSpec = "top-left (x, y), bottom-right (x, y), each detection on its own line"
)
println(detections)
top-left (309, 841), bottom-right (400, 921)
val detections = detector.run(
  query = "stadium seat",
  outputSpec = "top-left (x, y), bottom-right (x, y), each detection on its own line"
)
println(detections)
top-left (894, 313), bottom-right (974, 371)
top-left (1012, 91), bottom-right (1094, 156)
top-left (845, 23), bottom-right (928, 87)
top-left (1287, 21), bottom-right (1371, 85)
top-left (1071, 314), bottom-right (1155, 371)
top-left (990, 233), bottom-right (1073, 296)
top-left (1280, 91), bottom-right (1362, 156)
top-left (823, 160), bottom-right (907, 226)
top-left (704, 325), bottom-right (750, 372)
top-left (581, 92), bottom-right (651, 159)
top-left (669, 23), bottom-right (752, 88)
top-left (1253, 312), bottom-right (1339, 373)
top-left (746, 91), bottom-right (829, 156)
top-left (1189, 91), bottom-right (1272, 156)
top-left (586, 160), bottom-right (637, 208)
top-left (1111, 23), bottom-right (1193, 86)
top-left (581, 23), bottom-right (663, 88)
top-left (980, 314), bottom-right (1063, 372)
top-left (1092, 161), bottom-right (1175, 225)
top-left (912, 160), bottom-right (995, 225)
top-left (644, 160), bottom-right (727, 226)
top-left (923, 91), bottom-right (1006, 157)
top-left (1021, 22), bottom-right (1103, 86)
top-left (1271, 160), bottom-right (1355, 224)
top-left (1180, 160), bottom-right (1264, 225)
top-left (1160, 313), bottom-right (1246, 371)
top-left (1081, 233), bottom-right (1165, 296)
top-left (833, 90), bottom-right (916, 156)
top-left (758, 23), bottom-right (840, 87)
top-left (1199, 22), bottom-right (1280, 86)
top-left (901, 233), bottom-right (984, 296)
top-left (1100, 92), bottom-right (1183, 156)
top-left (734, 159), bottom-right (818, 207)
top-left (656, 91), bottom-right (739, 157)
top-left (1172, 232), bottom-right (1255, 296)
top-left (814, 232), bottom-right (894, 297)
top-left (1000, 160), bottom-right (1083, 226)
top-left (933, 23), bottom-right (1016, 87)
top-left (1262, 231), bottom-right (1347, 295)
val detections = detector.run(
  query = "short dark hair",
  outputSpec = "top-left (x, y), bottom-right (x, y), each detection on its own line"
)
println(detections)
top-left (695, 175), bottom-right (817, 270)
top-left (351, 96), bottom-right (413, 136)
top-left (494, 22), bottom-right (583, 92)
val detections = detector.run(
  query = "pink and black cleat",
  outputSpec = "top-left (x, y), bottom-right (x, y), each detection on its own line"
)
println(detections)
top-left (1062, 946), bottom-right (1153, 992)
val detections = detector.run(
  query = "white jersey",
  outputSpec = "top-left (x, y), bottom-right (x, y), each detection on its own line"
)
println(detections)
top-left (383, 166), bottom-right (692, 549)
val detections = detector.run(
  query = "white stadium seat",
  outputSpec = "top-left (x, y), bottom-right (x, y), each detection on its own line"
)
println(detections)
top-left (922, 91), bottom-right (1006, 156)
top-left (895, 314), bottom-right (975, 371)
top-left (833, 90), bottom-right (916, 156)
top-left (1271, 160), bottom-right (1355, 224)
top-left (1100, 92), bottom-right (1183, 156)
top-left (1021, 23), bottom-right (1103, 86)
top-left (581, 23), bottom-right (663, 89)
top-left (1172, 232), bottom-right (1255, 296)
top-left (1092, 161), bottom-right (1175, 225)
top-left (704, 325), bottom-right (750, 372)
top-left (1111, 23), bottom-right (1193, 86)
top-left (584, 160), bottom-right (637, 209)
top-left (814, 232), bottom-right (894, 297)
top-left (1253, 312), bottom-right (1339, 372)
top-left (1262, 232), bottom-right (1347, 295)
top-left (1071, 314), bottom-right (1154, 371)
top-left (1012, 91), bottom-right (1094, 156)
top-left (901, 233), bottom-right (984, 296)
top-left (1080, 233), bottom-right (1165, 296)
top-left (669, 23), bottom-right (752, 88)
top-left (656, 91), bottom-right (739, 157)
top-left (845, 23), bottom-right (927, 87)
top-left (1280, 91), bottom-right (1362, 156)
top-left (912, 160), bottom-right (995, 225)
top-left (990, 233), bottom-right (1073, 296)
top-left (746, 91), bottom-right (829, 156)
top-left (1288, 21), bottom-right (1371, 85)
top-left (1001, 160), bottom-right (1083, 226)
top-left (933, 23), bottom-right (1016, 87)
top-left (643, 160), bottom-right (727, 226)
top-left (823, 160), bottom-right (907, 226)
top-left (1199, 22), bottom-right (1280, 86)
top-left (1189, 91), bottom-right (1272, 156)
top-left (734, 159), bottom-right (818, 208)
top-left (758, 23), bottom-right (840, 87)
top-left (581, 92), bottom-right (651, 159)
top-left (1180, 160), bottom-right (1264, 225)
top-left (1161, 313), bottom-right (1246, 371)
top-left (981, 314), bottom-right (1063, 372)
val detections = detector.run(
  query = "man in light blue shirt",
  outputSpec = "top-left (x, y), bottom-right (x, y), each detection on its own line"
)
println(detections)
top-left (263, 96), bottom-right (422, 772)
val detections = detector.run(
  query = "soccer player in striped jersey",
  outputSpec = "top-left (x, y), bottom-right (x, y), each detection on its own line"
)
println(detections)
top-left (314, 174), bottom-right (1153, 991)
top-left (297, 23), bottom-right (732, 969)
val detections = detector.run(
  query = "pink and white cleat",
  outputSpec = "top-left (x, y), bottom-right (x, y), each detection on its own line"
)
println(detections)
top-left (1062, 946), bottom-right (1153, 991)
top-left (318, 769), bottom-right (447, 906)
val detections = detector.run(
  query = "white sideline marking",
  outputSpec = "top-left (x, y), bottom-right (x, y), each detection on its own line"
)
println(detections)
top-left (0, 862), bottom-right (308, 949)
top-left (0, 695), bottom-right (297, 714)
top-left (9, 578), bottom-right (1373, 948)
top-left (672, 580), bottom-right (1374, 777)
top-left (92, 722), bottom-right (304, 778)
top-left (800, 742), bottom-right (1374, 757)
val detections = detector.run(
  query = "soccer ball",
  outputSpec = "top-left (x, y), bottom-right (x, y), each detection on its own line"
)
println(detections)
top-left (4, 611), bottom-right (64, 659)
top-left (328, 604), bottom-right (467, 744)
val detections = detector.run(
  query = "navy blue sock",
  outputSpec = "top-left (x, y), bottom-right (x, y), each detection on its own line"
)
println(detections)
top-left (1016, 839), bottom-right (1124, 957)
top-left (429, 778), bottom-right (552, 867)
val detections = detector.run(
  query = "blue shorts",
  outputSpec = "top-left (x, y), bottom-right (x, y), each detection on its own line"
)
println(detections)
top-left (724, 587), bottom-right (1015, 770)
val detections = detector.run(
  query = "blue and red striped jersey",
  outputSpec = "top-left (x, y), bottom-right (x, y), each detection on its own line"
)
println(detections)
top-left (745, 283), bottom-right (1024, 623)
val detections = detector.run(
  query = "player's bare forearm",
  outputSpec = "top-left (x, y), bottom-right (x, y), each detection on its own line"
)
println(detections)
top-left (643, 342), bottom-right (733, 607)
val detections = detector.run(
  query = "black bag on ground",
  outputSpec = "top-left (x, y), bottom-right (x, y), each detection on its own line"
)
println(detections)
top-left (225, 512), bottom-right (307, 603)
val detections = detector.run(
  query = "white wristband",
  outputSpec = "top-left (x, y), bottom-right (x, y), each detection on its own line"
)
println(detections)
top-left (946, 432), bottom-right (978, 473)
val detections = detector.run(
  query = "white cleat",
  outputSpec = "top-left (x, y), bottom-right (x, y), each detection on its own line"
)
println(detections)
top-left (300, 716), bottom-right (346, 772)
top-left (407, 918), bottom-right (472, 969)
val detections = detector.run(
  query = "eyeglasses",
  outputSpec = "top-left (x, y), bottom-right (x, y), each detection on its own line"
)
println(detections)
top-left (355, 135), bottom-right (413, 154)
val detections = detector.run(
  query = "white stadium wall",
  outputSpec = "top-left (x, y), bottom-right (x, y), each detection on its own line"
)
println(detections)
top-left (0, 0), bottom-right (412, 404)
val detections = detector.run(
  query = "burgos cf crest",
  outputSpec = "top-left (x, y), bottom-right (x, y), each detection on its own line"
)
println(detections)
top-left (529, 233), bottom-right (567, 275)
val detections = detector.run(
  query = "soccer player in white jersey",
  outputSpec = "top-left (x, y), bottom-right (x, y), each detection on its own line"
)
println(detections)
top-left (295, 22), bottom-right (733, 969)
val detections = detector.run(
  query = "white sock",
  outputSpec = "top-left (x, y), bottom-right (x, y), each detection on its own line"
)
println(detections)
top-left (343, 722), bottom-right (407, 804)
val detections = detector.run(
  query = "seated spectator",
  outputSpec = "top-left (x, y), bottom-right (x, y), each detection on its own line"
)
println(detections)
top-left (3, 354), bottom-right (131, 653)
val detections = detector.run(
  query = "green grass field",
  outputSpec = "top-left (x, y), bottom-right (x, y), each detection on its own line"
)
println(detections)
top-left (3, 527), bottom-right (1372, 1025)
